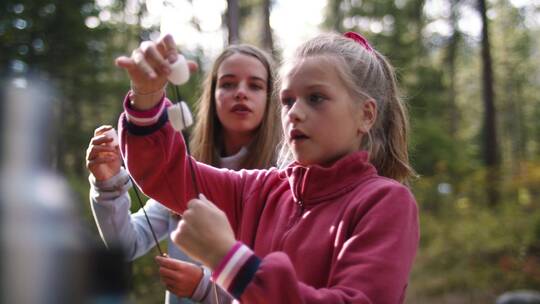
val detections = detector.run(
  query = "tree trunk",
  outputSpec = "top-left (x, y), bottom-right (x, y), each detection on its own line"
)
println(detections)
top-left (446, 0), bottom-right (461, 137)
top-left (326, 0), bottom-right (343, 32)
top-left (227, 0), bottom-right (240, 44)
top-left (478, 0), bottom-right (500, 205)
top-left (261, 0), bottom-right (274, 54)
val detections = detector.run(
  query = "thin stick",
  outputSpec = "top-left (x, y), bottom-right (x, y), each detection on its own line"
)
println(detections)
top-left (173, 85), bottom-right (200, 195)
top-left (127, 168), bottom-right (165, 256)
top-left (173, 85), bottom-right (219, 302)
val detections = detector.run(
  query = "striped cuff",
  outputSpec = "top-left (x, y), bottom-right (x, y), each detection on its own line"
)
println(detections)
top-left (122, 93), bottom-right (172, 136)
top-left (123, 91), bottom-right (166, 126)
top-left (212, 242), bottom-right (260, 299)
top-left (191, 266), bottom-right (211, 302)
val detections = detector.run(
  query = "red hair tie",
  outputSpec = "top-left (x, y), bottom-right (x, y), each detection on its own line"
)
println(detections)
top-left (344, 31), bottom-right (373, 52)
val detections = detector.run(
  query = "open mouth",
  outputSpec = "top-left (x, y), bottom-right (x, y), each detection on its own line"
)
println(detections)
top-left (231, 104), bottom-right (251, 114)
top-left (290, 129), bottom-right (309, 141)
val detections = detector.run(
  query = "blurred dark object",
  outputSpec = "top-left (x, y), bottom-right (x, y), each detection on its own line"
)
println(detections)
top-left (496, 290), bottom-right (540, 304)
top-left (0, 75), bottom-right (130, 303)
top-left (85, 244), bottom-right (131, 304)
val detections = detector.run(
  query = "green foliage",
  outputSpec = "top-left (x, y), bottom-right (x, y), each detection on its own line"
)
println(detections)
top-left (409, 161), bottom-right (540, 302)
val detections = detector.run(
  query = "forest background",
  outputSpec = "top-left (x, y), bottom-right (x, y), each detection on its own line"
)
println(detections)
top-left (1, 0), bottom-right (539, 303)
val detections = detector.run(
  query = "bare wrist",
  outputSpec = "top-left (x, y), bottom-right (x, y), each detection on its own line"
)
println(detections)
top-left (129, 84), bottom-right (166, 110)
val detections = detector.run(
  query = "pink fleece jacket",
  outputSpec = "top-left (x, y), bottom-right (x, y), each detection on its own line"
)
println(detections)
top-left (120, 96), bottom-right (419, 304)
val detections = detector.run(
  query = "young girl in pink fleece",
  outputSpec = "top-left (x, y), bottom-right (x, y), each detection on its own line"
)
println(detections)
top-left (116, 32), bottom-right (419, 303)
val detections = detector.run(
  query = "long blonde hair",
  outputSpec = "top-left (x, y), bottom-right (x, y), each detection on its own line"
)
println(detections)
top-left (190, 44), bottom-right (280, 169)
top-left (280, 33), bottom-right (414, 182)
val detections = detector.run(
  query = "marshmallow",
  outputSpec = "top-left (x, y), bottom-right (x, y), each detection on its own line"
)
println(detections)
top-left (168, 54), bottom-right (190, 85)
top-left (167, 101), bottom-right (193, 131)
top-left (103, 128), bottom-right (119, 147)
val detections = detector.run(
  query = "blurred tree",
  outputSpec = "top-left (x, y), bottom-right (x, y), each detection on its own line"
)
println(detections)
top-left (478, 0), bottom-right (500, 205)
top-left (226, 0), bottom-right (240, 44)
top-left (324, 0), bottom-right (344, 32)
top-left (444, 0), bottom-right (463, 138)
top-left (491, 0), bottom-right (534, 168)
top-left (261, 0), bottom-right (275, 54)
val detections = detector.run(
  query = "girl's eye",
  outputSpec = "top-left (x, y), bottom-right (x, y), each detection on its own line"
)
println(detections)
top-left (308, 93), bottom-right (325, 104)
top-left (219, 82), bottom-right (234, 89)
top-left (249, 83), bottom-right (263, 91)
top-left (281, 97), bottom-right (295, 107)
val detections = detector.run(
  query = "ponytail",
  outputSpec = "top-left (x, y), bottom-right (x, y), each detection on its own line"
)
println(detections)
top-left (368, 51), bottom-right (415, 183)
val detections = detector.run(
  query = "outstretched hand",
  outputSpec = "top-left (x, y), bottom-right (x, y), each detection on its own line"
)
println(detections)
top-left (86, 125), bottom-right (122, 181)
top-left (114, 34), bottom-right (198, 110)
top-left (155, 255), bottom-right (203, 298)
top-left (171, 194), bottom-right (236, 270)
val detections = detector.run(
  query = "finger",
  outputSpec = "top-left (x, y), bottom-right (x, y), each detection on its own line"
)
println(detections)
top-left (170, 222), bottom-right (182, 245)
top-left (87, 148), bottom-right (118, 161)
top-left (171, 220), bottom-right (190, 246)
top-left (90, 134), bottom-right (114, 146)
top-left (159, 267), bottom-right (180, 280)
top-left (140, 41), bottom-right (171, 75)
top-left (132, 49), bottom-right (157, 79)
top-left (87, 143), bottom-right (116, 156)
top-left (161, 34), bottom-right (176, 50)
top-left (199, 193), bottom-right (210, 203)
top-left (94, 125), bottom-right (113, 136)
top-left (156, 42), bottom-right (175, 65)
top-left (159, 275), bottom-right (177, 288)
top-left (186, 198), bottom-right (205, 211)
top-left (181, 207), bottom-right (198, 224)
top-left (161, 34), bottom-right (178, 63)
top-left (87, 157), bottom-right (116, 167)
top-left (115, 56), bottom-right (136, 71)
top-left (155, 255), bottom-right (179, 269)
top-left (198, 193), bottom-right (219, 210)
top-left (155, 255), bottom-right (167, 264)
top-left (87, 151), bottom-right (118, 165)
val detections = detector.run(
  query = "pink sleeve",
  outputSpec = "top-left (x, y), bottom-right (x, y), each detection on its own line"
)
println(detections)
top-left (117, 93), bottom-right (245, 225)
top-left (214, 186), bottom-right (419, 303)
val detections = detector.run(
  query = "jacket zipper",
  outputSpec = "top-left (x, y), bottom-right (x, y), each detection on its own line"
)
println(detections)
top-left (279, 168), bottom-right (308, 249)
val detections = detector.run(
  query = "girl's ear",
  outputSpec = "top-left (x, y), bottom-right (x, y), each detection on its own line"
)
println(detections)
top-left (357, 99), bottom-right (377, 134)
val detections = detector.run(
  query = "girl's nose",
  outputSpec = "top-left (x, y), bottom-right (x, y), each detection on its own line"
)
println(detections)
top-left (287, 100), bottom-right (305, 122)
top-left (234, 83), bottom-right (248, 101)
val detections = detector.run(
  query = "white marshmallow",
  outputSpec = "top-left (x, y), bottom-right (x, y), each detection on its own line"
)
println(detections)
top-left (168, 54), bottom-right (190, 85)
top-left (167, 101), bottom-right (193, 131)
top-left (103, 128), bottom-right (119, 147)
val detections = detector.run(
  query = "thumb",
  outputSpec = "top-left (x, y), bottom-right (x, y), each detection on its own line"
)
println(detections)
top-left (170, 221), bottom-right (182, 246)
top-left (198, 193), bottom-right (218, 210)
top-left (115, 56), bottom-right (135, 71)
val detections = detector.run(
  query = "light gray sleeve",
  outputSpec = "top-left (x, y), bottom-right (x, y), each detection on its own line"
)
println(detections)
top-left (89, 168), bottom-right (171, 261)
top-left (191, 266), bottom-right (234, 304)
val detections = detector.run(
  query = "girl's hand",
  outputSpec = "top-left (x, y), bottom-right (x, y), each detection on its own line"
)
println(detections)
top-left (86, 125), bottom-right (122, 181)
top-left (171, 194), bottom-right (236, 269)
top-left (114, 34), bottom-right (197, 110)
top-left (155, 256), bottom-right (203, 298)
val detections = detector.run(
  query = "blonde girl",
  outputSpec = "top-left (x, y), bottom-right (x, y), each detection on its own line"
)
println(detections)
top-left (115, 32), bottom-right (419, 304)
